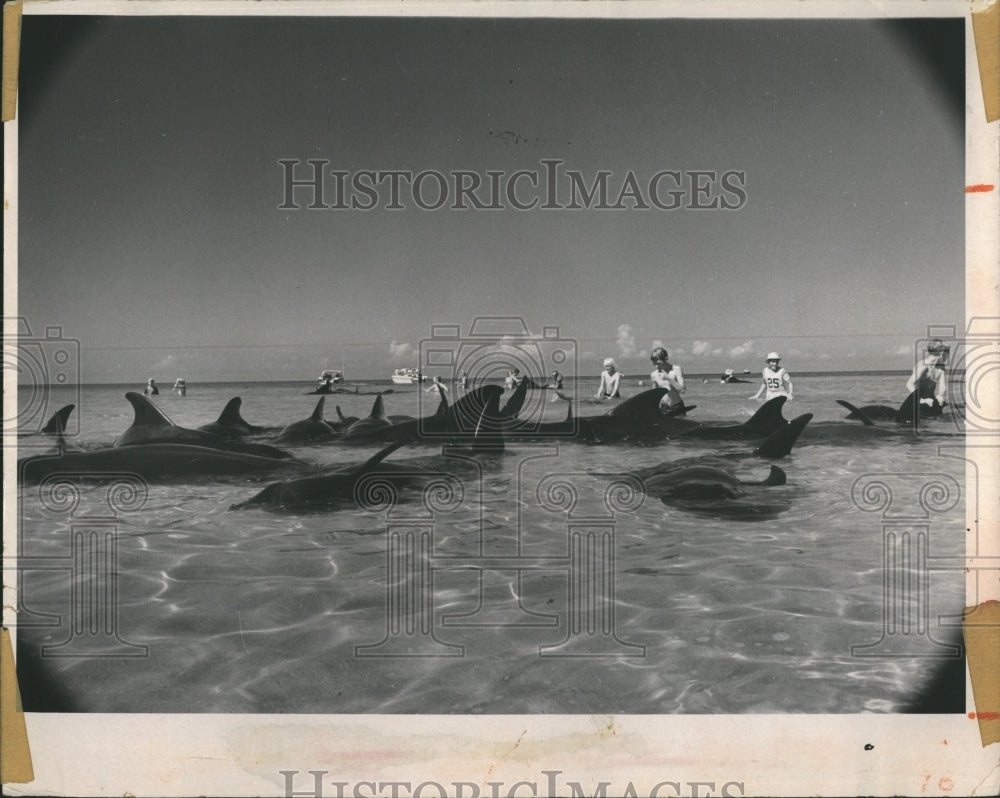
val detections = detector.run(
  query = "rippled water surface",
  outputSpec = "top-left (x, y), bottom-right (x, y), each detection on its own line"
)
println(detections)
top-left (14, 374), bottom-right (967, 713)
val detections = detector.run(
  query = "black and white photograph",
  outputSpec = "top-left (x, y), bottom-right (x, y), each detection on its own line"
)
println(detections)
top-left (4, 1), bottom-right (998, 795)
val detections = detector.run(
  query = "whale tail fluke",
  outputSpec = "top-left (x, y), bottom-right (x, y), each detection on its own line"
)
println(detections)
top-left (836, 399), bottom-right (875, 426)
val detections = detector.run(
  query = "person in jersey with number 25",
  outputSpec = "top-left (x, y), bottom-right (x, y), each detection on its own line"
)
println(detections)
top-left (750, 352), bottom-right (793, 402)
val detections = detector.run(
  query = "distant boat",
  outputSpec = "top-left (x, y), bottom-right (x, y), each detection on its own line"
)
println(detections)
top-left (743, 369), bottom-right (751, 374)
top-left (318, 369), bottom-right (344, 386)
top-left (391, 367), bottom-right (427, 385)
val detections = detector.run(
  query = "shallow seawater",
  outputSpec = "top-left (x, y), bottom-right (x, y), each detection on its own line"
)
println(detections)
top-left (13, 374), bottom-right (967, 713)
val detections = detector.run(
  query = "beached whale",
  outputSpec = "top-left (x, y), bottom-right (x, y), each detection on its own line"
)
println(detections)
top-left (591, 419), bottom-right (811, 519)
top-left (632, 461), bottom-right (791, 519)
top-left (672, 396), bottom-right (792, 441)
top-left (115, 393), bottom-right (291, 458)
top-left (836, 390), bottom-right (931, 426)
top-left (19, 441), bottom-right (292, 484)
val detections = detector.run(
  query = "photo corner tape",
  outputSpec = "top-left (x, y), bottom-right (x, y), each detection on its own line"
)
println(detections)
top-left (963, 602), bottom-right (1000, 747)
top-left (972, 0), bottom-right (1000, 122)
top-left (1, 1), bottom-right (21, 123)
top-left (1, 628), bottom-right (35, 784)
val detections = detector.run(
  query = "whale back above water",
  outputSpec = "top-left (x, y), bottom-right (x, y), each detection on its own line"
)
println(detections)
top-left (20, 442), bottom-right (291, 484)
top-left (232, 439), bottom-right (418, 509)
top-left (197, 397), bottom-right (267, 438)
top-left (117, 392), bottom-right (290, 458)
top-left (276, 396), bottom-right (339, 444)
top-left (836, 390), bottom-right (924, 427)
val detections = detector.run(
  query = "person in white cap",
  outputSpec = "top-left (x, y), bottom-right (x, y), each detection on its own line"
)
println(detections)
top-left (595, 357), bottom-right (623, 399)
top-left (750, 352), bottom-right (793, 401)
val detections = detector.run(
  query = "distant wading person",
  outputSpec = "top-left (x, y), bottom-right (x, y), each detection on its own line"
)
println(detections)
top-left (143, 378), bottom-right (159, 396)
top-left (750, 352), bottom-right (793, 402)
top-left (425, 375), bottom-right (449, 395)
top-left (649, 347), bottom-right (685, 411)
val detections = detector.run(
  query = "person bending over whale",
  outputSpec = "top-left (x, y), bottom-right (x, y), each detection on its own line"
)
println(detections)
top-left (649, 347), bottom-right (685, 412)
top-left (905, 340), bottom-right (949, 415)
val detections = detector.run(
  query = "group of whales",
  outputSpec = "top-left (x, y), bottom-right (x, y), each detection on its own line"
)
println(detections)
top-left (17, 381), bottom-right (947, 514)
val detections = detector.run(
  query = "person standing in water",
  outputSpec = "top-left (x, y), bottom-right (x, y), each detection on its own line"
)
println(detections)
top-left (173, 378), bottom-right (187, 396)
top-left (750, 352), bottom-right (793, 401)
top-left (425, 375), bottom-right (449, 395)
top-left (649, 347), bottom-right (685, 411)
top-left (143, 378), bottom-right (159, 396)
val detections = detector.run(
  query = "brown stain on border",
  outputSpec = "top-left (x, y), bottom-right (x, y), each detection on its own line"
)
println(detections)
top-left (1, 628), bottom-right (34, 783)
top-left (964, 602), bottom-right (1000, 746)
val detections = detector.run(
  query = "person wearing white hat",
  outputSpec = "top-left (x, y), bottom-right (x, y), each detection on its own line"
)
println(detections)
top-left (750, 352), bottom-right (793, 402)
top-left (595, 357), bottom-right (623, 399)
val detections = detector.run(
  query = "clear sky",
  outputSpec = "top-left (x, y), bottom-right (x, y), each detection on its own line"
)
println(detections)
top-left (16, 15), bottom-right (965, 383)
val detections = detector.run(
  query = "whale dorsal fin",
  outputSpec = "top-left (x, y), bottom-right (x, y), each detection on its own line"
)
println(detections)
top-left (565, 403), bottom-right (573, 422)
top-left (754, 413), bottom-right (813, 458)
top-left (41, 404), bottom-right (75, 434)
top-left (369, 394), bottom-right (386, 422)
top-left (742, 396), bottom-right (787, 435)
top-left (337, 405), bottom-right (347, 422)
top-left (762, 465), bottom-right (787, 486)
top-left (125, 392), bottom-right (176, 428)
top-left (501, 377), bottom-right (529, 419)
top-left (836, 399), bottom-right (875, 426)
top-left (357, 439), bottom-right (407, 473)
top-left (216, 397), bottom-right (246, 426)
top-left (310, 396), bottom-right (326, 422)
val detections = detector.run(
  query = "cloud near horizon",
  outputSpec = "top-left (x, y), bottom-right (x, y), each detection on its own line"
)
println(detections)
top-left (728, 340), bottom-right (755, 359)
top-left (389, 341), bottom-right (414, 361)
top-left (616, 324), bottom-right (638, 358)
top-left (691, 340), bottom-right (723, 358)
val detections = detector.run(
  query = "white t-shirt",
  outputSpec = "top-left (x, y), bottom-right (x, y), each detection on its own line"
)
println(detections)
top-left (761, 366), bottom-right (791, 400)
